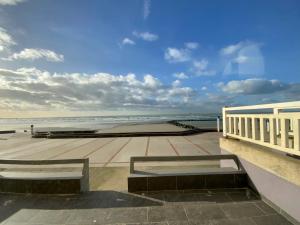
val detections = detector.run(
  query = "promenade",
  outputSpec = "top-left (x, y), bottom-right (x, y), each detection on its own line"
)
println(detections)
top-left (0, 122), bottom-right (297, 224)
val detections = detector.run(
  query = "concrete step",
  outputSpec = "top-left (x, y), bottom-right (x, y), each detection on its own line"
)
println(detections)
top-left (128, 167), bottom-right (249, 192)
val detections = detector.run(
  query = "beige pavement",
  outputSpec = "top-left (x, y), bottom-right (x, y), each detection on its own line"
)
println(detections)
top-left (0, 132), bottom-right (222, 166)
top-left (0, 131), bottom-right (222, 191)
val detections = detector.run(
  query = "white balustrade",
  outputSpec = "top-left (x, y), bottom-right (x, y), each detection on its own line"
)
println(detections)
top-left (223, 101), bottom-right (300, 156)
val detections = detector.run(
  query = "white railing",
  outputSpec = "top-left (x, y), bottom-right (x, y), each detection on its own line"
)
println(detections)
top-left (223, 101), bottom-right (300, 156)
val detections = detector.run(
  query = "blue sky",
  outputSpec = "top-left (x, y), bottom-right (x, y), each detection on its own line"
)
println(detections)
top-left (0, 0), bottom-right (299, 117)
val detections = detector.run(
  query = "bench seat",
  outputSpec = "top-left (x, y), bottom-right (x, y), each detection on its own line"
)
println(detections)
top-left (0, 171), bottom-right (82, 180)
top-left (0, 158), bottom-right (89, 194)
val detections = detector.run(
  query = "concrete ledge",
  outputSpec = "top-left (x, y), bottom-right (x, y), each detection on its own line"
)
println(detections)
top-left (0, 178), bottom-right (81, 194)
top-left (0, 159), bottom-right (89, 194)
top-left (0, 130), bottom-right (16, 134)
top-left (46, 129), bottom-right (204, 139)
top-left (128, 172), bottom-right (248, 192)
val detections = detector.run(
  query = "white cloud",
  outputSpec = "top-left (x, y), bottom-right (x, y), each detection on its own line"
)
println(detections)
top-left (0, 0), bottom-right (25, 5)
top-left (0, 67), bottom-right (197, 111)
top-left (218, 79), bottom-right (288, 95)
top-left (0, 27), bottom-right (16, 51)
top-left (191, 59), bottom-right (216, 76)
top-left (201, 86), bottom-right (207, 91)
top-left (3, 48), bottom-right (64, 62)
top-left (143, 74), bottom-right (161, 88)
top-left (133, 31), bottom-right (158, 41)
top-left (122, 38), bottom-right (135, 45)
top-left (185, 42), bottom-right (199, 50)
top-left (164, 48), bottom-right (190, 63)
top-left (143, 0), bottom-right (151, 19)
top-left (172, 79), bottom-right (181, 87)
top-left (173, 72), bottom-right (188, 79)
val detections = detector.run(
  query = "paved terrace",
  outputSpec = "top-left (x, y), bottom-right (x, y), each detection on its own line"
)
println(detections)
top-left (0, 127), bottom-right (221, 191)
top-left (0, 124), bottom-right (296, 224)
top-left (0, 132), bottom-right (221, 166)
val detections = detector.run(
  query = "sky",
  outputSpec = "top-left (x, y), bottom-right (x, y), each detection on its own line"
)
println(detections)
top-left (0, 0), bottom-right (299, 117)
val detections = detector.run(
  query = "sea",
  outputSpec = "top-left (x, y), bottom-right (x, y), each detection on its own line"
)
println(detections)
top-left (0, 113), bottom-right (220, 132)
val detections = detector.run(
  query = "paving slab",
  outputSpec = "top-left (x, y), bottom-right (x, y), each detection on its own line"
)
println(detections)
top-left (147, 137), bottom-right (177, 156)
top-left (88, 137), bottom-right (131, 164)
top-left (20, 138), bottom-right (93, 160)
top-left (53, 138), bottom-right (113, 159)
top-left (111, 137), bottom-right (148, 162)
top-left (5, 139), bottom-right (74, 159)
top-left (167, 136), bottom-right (207, 155)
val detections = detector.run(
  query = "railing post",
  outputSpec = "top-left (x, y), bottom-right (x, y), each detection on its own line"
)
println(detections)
top-left (217, 116), bottom-right (220, 132)
top-left (245, 118), bottom-right (251, 138)
top-left (229, 116), bottom-right (232, 134)
top-left (240, 117), bottom-right (245, 137)
top-left (281, 119), bottom-right (289, 148)
top-left (222, 107), bottom-right (227, 136)
top-left (252, 118), bottom-right (259, 140)
top-left (293, 119), bottom-right (300, 151)
top-left (260, 118), bottom-right (267, 142)
top-left (234, 117), bottom-right (239, 135)
top-left (269, 118), bottom-right (277, 145)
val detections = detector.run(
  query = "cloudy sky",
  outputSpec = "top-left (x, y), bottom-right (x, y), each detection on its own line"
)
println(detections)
top-left (0, 0), bottom-right (299, 117)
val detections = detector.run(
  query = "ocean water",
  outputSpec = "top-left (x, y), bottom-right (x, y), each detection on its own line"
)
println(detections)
top-left (0, 114), bottom-right (219, 132)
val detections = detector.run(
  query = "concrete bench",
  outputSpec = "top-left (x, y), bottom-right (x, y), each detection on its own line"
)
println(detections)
top-left (128, 155), bottom-right (250, 192)
top-left (0, 159), bottom-right (89, 194)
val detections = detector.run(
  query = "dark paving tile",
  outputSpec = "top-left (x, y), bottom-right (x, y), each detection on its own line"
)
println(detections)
top-left (65, 208), bottom-right (109, 225)
top-left (220, 202), bottom-right (264, 219)
top-left (226, 190), bottom-right (260, 202)
top-left (234, 174), bottom-right (248, 187)
top-left (148, 176), bottom-right (176, 191)
top-left (203, 188), bottom-right (248, 193)
top-left (254, 201), bottom-right (277, 215)
top-left (166, 221), bottom-right (189, 225)
top-left (142, 192), bottom-right (165, 202)
top-left (184, 204), bottom-right (226, 222)
top-left (105, 207), bottom-right (147, 224)
top-left (164, 192), bottom-right (232, 204)
top-left (210, 218), bottom-right (256, 225)
top-left (251, 214), bottom-right (294, 225)
top-left (128, 177), bottom-right (148, 192)
top-left (148, 205), bottom-right (187, 222)
top-left (2, 222), bottom-right (44, 225)
top-left (168, 220), bottom-right (210, 225)
top-left (163, 192), bottom-right (199, 203)
top-left (1, 209), bottom-right (40, 223)
top-left (125, 223), bottom-right (168, 225)
top-left (205, 174), bottom-right (236, 189)
top-left (181, 189), bottom-right (209, 194)
top-left (28, 209), bottom-right (72, 224)
top-left (65, 191), bottom-right (161, 208)
top-left (177, 175), bottom-right (205, 190)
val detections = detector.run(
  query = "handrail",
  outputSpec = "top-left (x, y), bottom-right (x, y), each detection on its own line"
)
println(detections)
top-left (130, 154), bottom-right (242, 174)
top-left (223, 101), bottom-right (300, 156)
top-left (0, 158), bottom-right (89, 192)
top-left (223, 101), bottom-right (300, 111)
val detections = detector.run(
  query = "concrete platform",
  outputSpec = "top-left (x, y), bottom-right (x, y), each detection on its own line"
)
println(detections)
top-left (0, 132), bottom-right (222, 192)
top-left (0, 132), bottom-right (222, 166)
